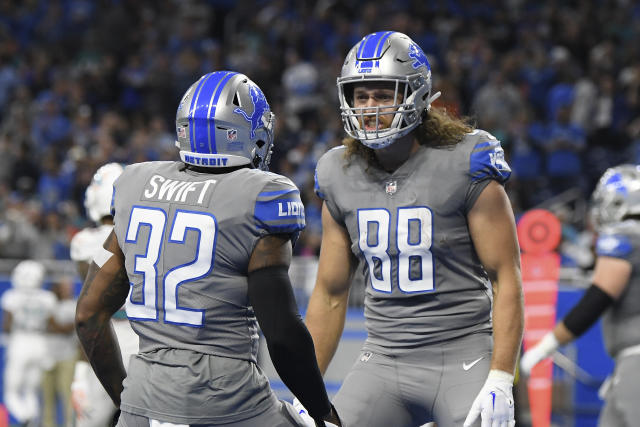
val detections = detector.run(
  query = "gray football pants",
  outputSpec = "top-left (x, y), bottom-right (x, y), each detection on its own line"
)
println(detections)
top-left (116, 400), bottom-right (306, 427)
top-left (333, 332), bottom-right (493, 427)
top-left (598, 353), bottom-right (640, 427)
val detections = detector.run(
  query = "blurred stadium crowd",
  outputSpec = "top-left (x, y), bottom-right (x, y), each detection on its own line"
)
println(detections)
top-left (1, 0), bottom-right (640, 264)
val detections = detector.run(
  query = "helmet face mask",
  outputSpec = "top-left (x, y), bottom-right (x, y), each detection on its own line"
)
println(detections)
top-left (337, 31), bottom-right (440, 149)
top-left (175, 71), bottom-right (275, 170)
top-left (85, 163), bottom-right (124, 223)
top-left (590, 164), bottom-right (640, 230)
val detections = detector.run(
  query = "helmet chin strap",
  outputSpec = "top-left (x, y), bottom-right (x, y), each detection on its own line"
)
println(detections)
top-left (426, 91), bottom-right (442, 108)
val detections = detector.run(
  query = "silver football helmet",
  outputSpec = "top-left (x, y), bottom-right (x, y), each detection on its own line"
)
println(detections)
top-left (85, 162), bottom-right (124, 223)
top-left (590, 164), bottom-right (640, 229)
top-left (11, 260), bottom-right (45, 290)
top-left (175, 71), bottom-right (275, 170)
top-left (337, 31), bottom-right (441, 149)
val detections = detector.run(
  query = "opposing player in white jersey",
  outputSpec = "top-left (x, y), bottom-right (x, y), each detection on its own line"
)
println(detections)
top-left (2, 260), bottom-right (57, 425)
top-left (70, 162), bottom-right (139, 427)
top-left (75, 71), bottom-right (341, 426)
top-left (521, 164), bottom-right (640, 426)
top-left (304, 31), bottom-right (523, 427)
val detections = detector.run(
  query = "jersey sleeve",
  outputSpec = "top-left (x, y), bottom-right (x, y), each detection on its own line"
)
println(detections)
top-left (596, 233), bottom-right (633, 260)
top-left (465, 133), bottom-right (512, 211)
top-left (314, 148), bottom-right (345, 225)
top-left (69, 229), bottom-right (92, 262)
top-left (254, 176), bottom-right (305, 239)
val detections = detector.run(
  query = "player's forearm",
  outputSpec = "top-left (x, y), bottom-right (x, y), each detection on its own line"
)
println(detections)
top-left (75, 255), bottom-right (129, 406)
top-left (305, 286), bottom-right (349, 374)
top-left (553, 321), bottom-right (576, 345)
top-left (266, 319), bottom-right (332, 420)
top-left (248, 265), bottom-right (332, 420)
top-left (75, 312), bottom-right (125, 406)
top-left (490, 275), bottom-right (524, 374)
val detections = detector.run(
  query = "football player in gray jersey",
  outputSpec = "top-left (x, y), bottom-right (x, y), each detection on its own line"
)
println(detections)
top-left (75, 71), bottom-right (341, 427)
top-left (521, 164), bottom-right (640, 427)
top-left (304, 32), bottom-right (523, 427)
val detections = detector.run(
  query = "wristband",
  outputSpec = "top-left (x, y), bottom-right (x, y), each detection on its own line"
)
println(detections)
top-left (73, 360), bottom-right (91, 380)
top-left (487, 369), bottom-right (514, 383)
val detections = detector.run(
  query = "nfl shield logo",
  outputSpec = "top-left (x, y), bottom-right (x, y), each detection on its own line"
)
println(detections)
top-left (227, 129), bottom-right (237, 141)
top-left (177, 126), bottom-right (186, 139)
top-left (385, 180), bottom-right (397, 195)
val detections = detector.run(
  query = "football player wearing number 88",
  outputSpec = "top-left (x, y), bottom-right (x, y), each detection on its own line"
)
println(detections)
top-left (75, 71), bottom-right (341, 427)
top-left (305, 31), bottom-right (523, 427)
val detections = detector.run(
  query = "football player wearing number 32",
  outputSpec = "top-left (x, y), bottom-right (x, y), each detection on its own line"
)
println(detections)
top-left (305, 31), bottom-right (523, 427)
top-left (75, 71), bottom-right (341, 427)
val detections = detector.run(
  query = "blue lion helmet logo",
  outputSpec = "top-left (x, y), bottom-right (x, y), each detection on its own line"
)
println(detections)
top-left (604, 172), bottom-right (628, 196)
top-left (233, 85), bottom-right (269, 139)
top-left (408, 43), bottom-right (429, 70)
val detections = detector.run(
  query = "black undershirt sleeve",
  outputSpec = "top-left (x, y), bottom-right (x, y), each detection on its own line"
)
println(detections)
top-left (248, 265), bottom-right (331, 421)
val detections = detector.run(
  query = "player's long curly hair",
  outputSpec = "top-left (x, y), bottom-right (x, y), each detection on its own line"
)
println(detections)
top-left (343, 106), bottom-right (474, 166)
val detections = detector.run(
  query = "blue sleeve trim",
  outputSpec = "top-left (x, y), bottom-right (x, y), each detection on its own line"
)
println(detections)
top-left (255, 199), bottom-right (305, 222)
top-left (470, 140), bottom-right (512, 183)
top-left (596, 234), bottom-right (633, 258)
top-left (254, 197), bottom-right (306, 234)
top-left (314, 168), bottom-right (326, 199)
top-left (257, 188), bottom-right (299, 198)
top-left (110, 186), bottom-right (116, 216)
top-left (257, 223), bottom-right (305, 233)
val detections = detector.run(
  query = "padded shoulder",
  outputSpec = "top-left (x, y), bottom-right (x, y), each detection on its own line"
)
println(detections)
top-left (464, 130), bottom-right (511, 183)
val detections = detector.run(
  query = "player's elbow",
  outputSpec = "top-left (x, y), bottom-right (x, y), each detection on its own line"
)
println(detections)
top-left (75, 299), bottom-right (94, 333)
top-left (263, 315), bottom-right (301, 351)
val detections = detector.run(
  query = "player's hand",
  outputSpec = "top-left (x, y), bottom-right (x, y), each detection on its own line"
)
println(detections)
top-left (71, 361), bottom-right (91, 420)
top-left (292, 398), bottom-right (341, 427)
top-left (323, 403), bottom-right (342, 427)
top-left (520, 332), bottom-right (559, 376)
top-left (111, 409), bottom-right (121, 427)
top-left (292, 398), bottom-right (315, 427)
top-left (71, 380), bottom-right (89, 419)
top-left (463, 370), bottom-right (515, 427)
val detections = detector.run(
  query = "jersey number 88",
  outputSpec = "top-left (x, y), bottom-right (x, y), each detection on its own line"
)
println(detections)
top-left (358, 207), bottom-right (434, 293)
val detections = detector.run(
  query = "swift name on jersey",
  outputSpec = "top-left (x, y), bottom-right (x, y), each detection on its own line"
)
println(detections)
top-left (142, 174), bottom-right (217, 205)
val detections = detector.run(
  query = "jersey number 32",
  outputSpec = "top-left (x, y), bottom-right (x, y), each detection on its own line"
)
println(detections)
top-left (124, 206), bottom-right (216, 327)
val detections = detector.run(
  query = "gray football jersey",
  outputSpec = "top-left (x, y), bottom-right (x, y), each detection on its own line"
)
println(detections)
top-left (595, 220), bottom-right (640, 357)
top-left (315, 130), bottom-right (511, 353)
top-left (112, 161), bottom-right (305, 423)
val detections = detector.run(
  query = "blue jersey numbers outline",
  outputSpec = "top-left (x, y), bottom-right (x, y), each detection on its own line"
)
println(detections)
top-left (357, 207), bottom-right (434, 293)
top-left (124, 206), bottom-right (217, 327)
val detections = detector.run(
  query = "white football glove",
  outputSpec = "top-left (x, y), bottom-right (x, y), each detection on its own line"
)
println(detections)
top-left (519, 332), bottom-right (559, 376)
top-left (71, 361), bottom-right (91, 420)
top-left (292, 398), bottom-right (339, 427)
top-left (463, 369), bottom-right (515, 427)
